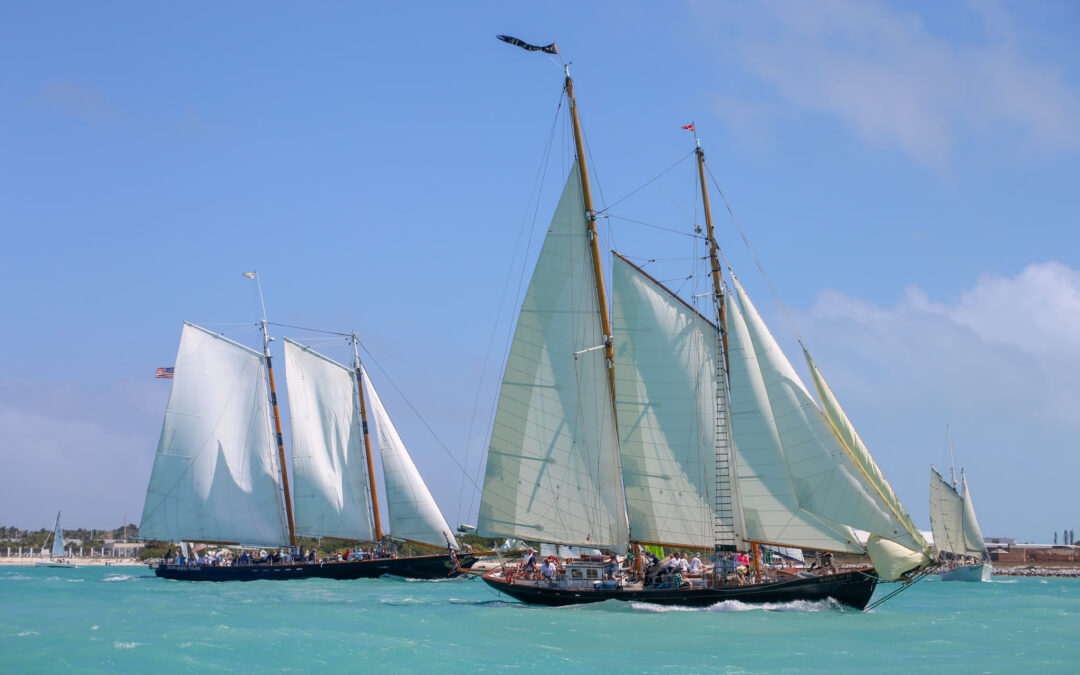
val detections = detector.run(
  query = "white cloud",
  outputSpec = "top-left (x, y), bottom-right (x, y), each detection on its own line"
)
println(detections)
top-left (700, 0), bottom-right (1080, 165)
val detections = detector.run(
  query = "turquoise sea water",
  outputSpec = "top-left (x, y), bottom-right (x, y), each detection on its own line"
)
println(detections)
top-left (1, 566), bottom-right (1077, 673)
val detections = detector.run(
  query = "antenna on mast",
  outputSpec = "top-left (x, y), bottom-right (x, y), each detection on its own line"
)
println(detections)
top-left (243, 270), bottom-right (296, 547)
top-left (947, 424), bottom-right (957, 490)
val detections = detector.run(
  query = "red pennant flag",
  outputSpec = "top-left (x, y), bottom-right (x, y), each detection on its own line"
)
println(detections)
top-left (681, 123), bottom-right (695, 131)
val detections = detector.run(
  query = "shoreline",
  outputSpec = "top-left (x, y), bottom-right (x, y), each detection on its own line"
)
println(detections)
top-left (0, 557), bottom-right (145, 567)
top-left (992, 566), bottom-right (1080, 578)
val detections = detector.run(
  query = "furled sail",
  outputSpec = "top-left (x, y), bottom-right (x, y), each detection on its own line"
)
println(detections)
top-left (725, 289), bottom-right (863, 553)
top-left (804, 349), bottom-right (932, 562)
top-left (362, 365), bottom-right (458, 550)
top-left (960, 471), bottom-right (988, 556)
top-left (611, 255), bottom-right (744, 549)
top-left (929, 467), bottom-right (966, 555)
top-left (51, 512), bottom-right (65, 558)
top-left (729, 277), bottom-right (928, 578)
top-left (478, 162), bottom-right (628, 550)
top-left (139, 322), bottom-right (290, 546)
top-left (283, 338), bottom-right (375, 542)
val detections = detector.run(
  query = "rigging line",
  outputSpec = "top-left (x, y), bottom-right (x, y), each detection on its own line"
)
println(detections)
top-left (576, 91), bottom-right (695, 224)
top-left (355, 339), bottom-right (481, 493)
top-left (608, 213), bottom-right (706, 239)
top-left (266, 321), bottom-right (351, 337)
top-left (462, 92), bottom-right (565, 526)
top-left (594, 150), bottom-right (696, 216)
top-left (863, 568), bottom-right (933, 612)
top-left (705, 162), bottom-right (803, 344)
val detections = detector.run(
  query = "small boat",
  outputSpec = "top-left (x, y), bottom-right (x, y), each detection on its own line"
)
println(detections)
top-left (141, 318), bottom-right (474, 581)
top-left (34, 511), bottom-right (77, 568)
top-left (476, 37), bottom-right (932, 610)
top-left (930, 429), bottom-right (992, 581)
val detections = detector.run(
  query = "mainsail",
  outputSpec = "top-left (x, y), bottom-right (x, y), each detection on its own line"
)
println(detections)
top-left (283, 338), bottom-right (375, 542)
top-left (931, 467), bottom-right (987, 557)
top-left (362, 365), bottom-right (458, 550)
top-left (929, 467), bottom-right (965, 554)
top-left (611, 255), bottom-right (744, 549)
top-left (139, 322), bottom-right (290, 546)
top-left (51, 512), bottom-right (65, 558)
top-left (477, 162), bottom-right (628, 551)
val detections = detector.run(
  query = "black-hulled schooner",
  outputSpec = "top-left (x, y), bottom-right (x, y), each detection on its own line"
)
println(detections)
top-left (476, 40), bottom-right (932, 609)
top-left (140, 317), bottom-right (473, 581)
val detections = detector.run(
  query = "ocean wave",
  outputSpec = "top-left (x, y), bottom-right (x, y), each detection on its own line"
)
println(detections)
top-left (102, 575), bottom-right (135, 582)
top-left (991, 579), bottom-right (1018, 584)
top-left (17, 631), bottom-right (40, 637)
top-left (114, 642), bottom-right (140, 650)
top-left (378, 596), bottom-right (430, 606)
top-left (629, 597), bottom-right (845, 613)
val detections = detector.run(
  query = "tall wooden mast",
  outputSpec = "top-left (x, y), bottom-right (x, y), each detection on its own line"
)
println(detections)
top-left (263, 320), bottom-right (297, 548)
top-left (693, 134), bottom-right (730, 371)
top-left (565, 68), bottom-right (617, 413)
top-left (248, 271), bottom-right (297, 548)
top-left (353, 335), bottom-right (383, 541)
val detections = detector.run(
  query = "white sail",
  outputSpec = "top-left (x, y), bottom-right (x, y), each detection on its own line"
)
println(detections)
top-left (283, 338), bottom-right (375, 542)
top-left (729, 278), bottom-right (926, 578)
top-left (611, 255), bottom-right (743, 549)
top-left (929, 467), bottom-right (966, 555)
top-left (804, 349), bottom-right (931, 561)
top-left (960, 471), bottom-right (988, 556)
top-left (478, 163), bottom-right (628, 551)
top-left (362, 365), bottom-right (458, 550)
top-left (725, 290), bottom-right (863, 553)
top-left (139, 322), bottom-right (290, 546)
top-left (51, 512), bottom-right (65, 558)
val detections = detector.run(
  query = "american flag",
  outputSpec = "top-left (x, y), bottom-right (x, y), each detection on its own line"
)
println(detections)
top-left (155, 367), bottom-right (174, 379)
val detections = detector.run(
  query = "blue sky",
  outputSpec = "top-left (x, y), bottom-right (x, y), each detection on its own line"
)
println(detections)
top-left (1, 1), bottom-right (1077, 543)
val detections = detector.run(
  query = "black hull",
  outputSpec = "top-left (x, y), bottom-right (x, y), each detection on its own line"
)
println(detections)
top-left (154, 553), bottom-right (475, 582)
top-left (482, 569), bottom-right (878, 610)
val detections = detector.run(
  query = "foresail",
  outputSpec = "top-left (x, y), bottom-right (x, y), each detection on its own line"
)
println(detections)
top-left (139, 322), bottom-right (290, 547)
top-left (960, 471), bottom-right (988, 556)
top-left (612, 255), bottom-right (743, 549)
top-left (725, 292), bottom-right (863, 553)
top-left (804, 349), bottom-right (931, 560)
top-left (730, 277), bottom-right (927, 578)
top-left (478, 162), bottom-right (628, 550)
top-left (283, 338), bottom-right (375, 542)
top-left (929, 467), bottom-right (966, 555)
top-left (362, 366), bottom-right (458, 550)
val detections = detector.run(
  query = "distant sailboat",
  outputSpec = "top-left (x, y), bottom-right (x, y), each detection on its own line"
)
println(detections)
top-left (930, 429), bottom-right (991, 581)
top-left (140, 322), bottom-right (472, 581)
top-left (35, 511), bottom-right (77, 568)
top-left (476, 39), bottom-right (931, 609)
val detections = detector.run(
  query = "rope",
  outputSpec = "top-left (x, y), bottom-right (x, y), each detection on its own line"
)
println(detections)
top-left (705, 162), bottom-right (803, 345)
top-left (353, 338), bottom-right (481, 492)
top-left (863, 568), bottom-right (934, 612)
top-left (594, 150), bottom-right (696, 216)
top-left (267, 321), bottom-right (350, 337)
top-left (460, 91), bottom-right (565, 526)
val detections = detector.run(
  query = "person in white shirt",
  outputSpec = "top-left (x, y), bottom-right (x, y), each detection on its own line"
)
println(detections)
top-left (540, 558), bottom-right (557, 582)
top-left (689, 554), bottom-right (702, 573)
